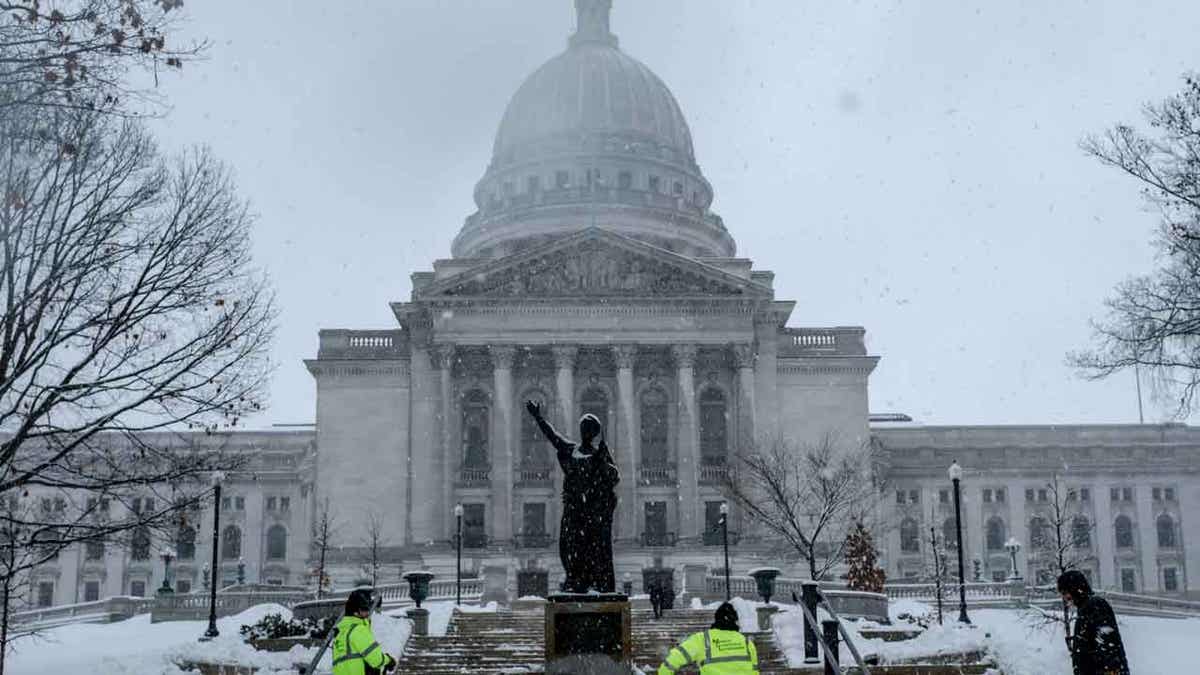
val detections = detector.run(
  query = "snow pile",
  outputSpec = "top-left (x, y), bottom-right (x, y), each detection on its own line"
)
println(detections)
top-left (773, 600), bottom-right (1200, 675)
top-left (8, 603), bottom-right (415, 675)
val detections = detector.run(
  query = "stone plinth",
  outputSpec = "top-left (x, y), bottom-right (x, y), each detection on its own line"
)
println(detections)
top-left (544, 593), bottom-right (631, 673)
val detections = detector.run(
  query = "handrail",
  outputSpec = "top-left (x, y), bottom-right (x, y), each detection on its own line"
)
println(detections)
top-left (794, 595), bottom-right (843, 675)
top-left (817, 588), bottom-right (872, 675)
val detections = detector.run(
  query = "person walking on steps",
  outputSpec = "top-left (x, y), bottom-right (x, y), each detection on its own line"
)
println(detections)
top-left (657, 602), bottom-right (759, 674)
top-left (332, 589), bottom-right (398, 675)
top-left (1058, 570), bottom-right (1131, 675)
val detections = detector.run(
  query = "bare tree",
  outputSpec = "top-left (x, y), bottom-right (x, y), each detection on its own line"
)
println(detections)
top-left (724, 435), bottom-right (883, 580)
top-left (1027, 474), bottom-right (1096, 633)
top-left (924, 505), bottom-right (951, 626)
top-left (310, 499), bottom-right (336, 599)
top-left (0, 104), bottom-right (272, 666)
top-left (1071, 76), bottom-right (1200, 415)
top-left (359, 510), bottom-right (387, 589)
top-left (0, 0), bottom-right (204, 115)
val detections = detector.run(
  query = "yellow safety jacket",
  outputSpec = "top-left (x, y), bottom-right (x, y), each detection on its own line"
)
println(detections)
top-left (331, 615), bottom-right (387, 675)
top-left (657, 628), bottom-right (759, 675)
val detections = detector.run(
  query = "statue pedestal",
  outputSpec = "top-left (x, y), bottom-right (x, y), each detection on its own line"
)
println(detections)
top-left (544, 593), bottom-right (631, 674)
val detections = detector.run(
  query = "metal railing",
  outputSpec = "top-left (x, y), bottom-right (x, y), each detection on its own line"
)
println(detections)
top-left (638, 463), bottom-right (677, 486)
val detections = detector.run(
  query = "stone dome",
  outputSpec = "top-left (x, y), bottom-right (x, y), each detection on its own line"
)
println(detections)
top-left (490, 44), bottom-right (697, 170)
top-left (453, 0), bottom-right (734, 260)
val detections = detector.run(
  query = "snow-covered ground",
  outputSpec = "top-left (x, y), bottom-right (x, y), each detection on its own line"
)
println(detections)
top-left (772, 599), bottom-right (1200, 674)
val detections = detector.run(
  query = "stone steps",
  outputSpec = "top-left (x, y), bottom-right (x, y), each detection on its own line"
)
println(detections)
top-left (392, 607), bottom-right (998, 675)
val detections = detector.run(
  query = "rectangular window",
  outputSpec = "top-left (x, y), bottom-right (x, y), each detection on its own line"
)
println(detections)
top-left (1165, 487), bottom-right (1176, 502)
top-left (648, 175), bottom-right (661, 192)
top-left (704, 502), bottom-right (725, 546)
top-left (84, 580), bottom-right (100, 602)
top-left (266, 497), bottom-right (276, 511)
top-left (555, 170), bottom-right (570, 188)
top-left (1163, 567), bottom-right (1179, 592)
top-left (1153, 487), bottom-right (1162, 501)
top-left (463, 503), bottom-right (486, 548)
top-left (896, 491), bottom-right (906, 505)
top-left (1122, 487), bottom-right (1133, 502)
top-left (129, 580), bottom-right (145, 598)
top-left (522, 503), bottom-right (547, 536)
top-left (280, 497), bottom-right (290, 512)
top-left (1111, 487), bottom-right (1120, 502)
top-left (939, 490), bottom-right (949, 504)
top-left (909, 490), bottom-right (920, 504)
top-left (1080, 488), bottom-right (1090, 502)
top-left (1120, 569), bottom-right (1136, 593)
top-left (145, 498), bottom-right (154, 513)
top-left (644, 501), bottom-right (668, 546)
top-left (177, 579), bottom-right (192, 594)
top-left (1037, 489), bottom-right (1048, 503)
top-left (234, 497), bottom-right (245, 511)
top-left (130, 497), bottom-right (141, 514)
top-left (1026, 489), bottom-right (1035, 503)
top-left (221, 497), bottom-right (231, 511)
top-left (983, 489), bottom-right (992, 503)
top-left (991, 570), bottom-right (1007, 582)
top-left (672, 181), bottom-right (683, 195)
top-left (37, 581), bottom-right (54, 608)
top-left (996, 488), bottom-right (1006, 503)
top-left (618, 171), bottom-right (632, 189)
top-left (1067, 489), bottom-right (1077, 502)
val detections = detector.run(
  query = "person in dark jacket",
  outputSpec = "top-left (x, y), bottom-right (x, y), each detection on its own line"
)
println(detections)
top-left (1058, 570), bottom-right (1131, 675)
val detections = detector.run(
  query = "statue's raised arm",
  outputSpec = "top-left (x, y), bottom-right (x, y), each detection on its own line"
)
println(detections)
top-left (525, 400), bottom-right (574, 458)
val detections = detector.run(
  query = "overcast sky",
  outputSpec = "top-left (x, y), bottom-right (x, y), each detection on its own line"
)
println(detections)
top-left (148, 0), bottom-right (1200, 428)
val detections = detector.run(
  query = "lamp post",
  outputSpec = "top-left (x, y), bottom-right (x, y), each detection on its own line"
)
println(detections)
top-left (1004, 538), bottom-right (1022, 580)
top-left (948, 461), bottom-right (970, 624)
top-left (720, 502), bottom-right (731, 601)
top-left (201, 471), bottom-right (224, 641)
top-left (454, 503), bottom-right (463, 606)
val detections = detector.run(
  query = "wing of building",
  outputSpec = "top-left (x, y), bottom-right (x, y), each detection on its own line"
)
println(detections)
top-left (21, 0), bottom-right (1200, 609)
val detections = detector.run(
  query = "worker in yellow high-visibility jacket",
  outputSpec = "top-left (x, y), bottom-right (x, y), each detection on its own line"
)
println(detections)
top-left (331, 589), bottom-right (397, 675)
top-left (657, 602), bottom-right (759, 674)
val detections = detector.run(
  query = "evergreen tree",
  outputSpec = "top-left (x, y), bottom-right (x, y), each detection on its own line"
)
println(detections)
top-left (844, 521), bottom-right (886, 593)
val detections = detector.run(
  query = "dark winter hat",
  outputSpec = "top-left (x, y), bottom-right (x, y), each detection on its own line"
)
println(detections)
top-left (712, 602), bottom-right (740, 631)
top-left (579, 413), bottom-right (603, 438)
top-left (345, 588), bottom-right (375, 615)
top-left (1056, 570), bottom-right (1092, 601)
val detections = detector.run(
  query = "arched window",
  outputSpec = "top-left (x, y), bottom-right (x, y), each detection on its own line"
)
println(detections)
top-left (942, 518), bottom-right (958, 550)
top-left (176, 526), bottom-right (196, 561)
top-left (900, 518), bottom-right (920, 553)
top-left (462, 390), bottom-right (490, 468)
top-left (1157, 514), bottom-right (1176, 549)
top-left (1114, 515), bottom-right (1134, 549)
top-left (986, 517), bottom-right (1006, 551)
top-left (640, 388), bottom-right (669, 466)
top-left (1029, 517), bottom-right (1050, 550)
top-left (221, 525), bottom-right (241, 561)
top-left (1072, 516), bottom-right (1091, 549)
top-left (580, 387), bottom-right (608, 432)
top-left (520, 391), bottom-right (550, 467)
top-left (266, 525), bottom-right (287, 560)
top-left (698, 388), bottom-right (728, 465)
top-left (130, 525), bottom-right (151, 561)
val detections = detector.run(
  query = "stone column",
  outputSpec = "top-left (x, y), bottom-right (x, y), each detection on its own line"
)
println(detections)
top-left (964, 483), bottom-right (984, 580)
top-left (1093, 481), bottom-right (1115, 589)
top-left (552, 346), bottom-right (577, 540)
top-left (492, 346), bottom-right (517, 544)
top-left (752, 318), bottom-right (778, 441)
top-left (434, 343), bottom-right (456, 540)
top-left (1136, 485), bottom-right (1157, 592)
top-left (614, 345), bottom-right (639, 542)
top-left (673, 344), bottom-right (700, 540)
top-left (732, 344), bottom-right (756, 452)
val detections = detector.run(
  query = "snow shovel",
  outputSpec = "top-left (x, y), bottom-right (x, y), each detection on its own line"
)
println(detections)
top-left (299, 625), bottom-right (338, 675)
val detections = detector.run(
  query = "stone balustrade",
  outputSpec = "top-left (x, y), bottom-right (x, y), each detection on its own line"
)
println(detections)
top-left (778, 327), bottom-right (867, 357)
top-left (637, 463), bottom-right (677, 486)
top-left (316, 329), bottom-right (407, 360)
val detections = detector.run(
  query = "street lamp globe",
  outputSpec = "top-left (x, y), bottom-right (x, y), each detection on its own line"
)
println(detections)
top-left (1004, 537), bottom-right (1021, 554)
top-left (719, 502), bottom-right (728, 515)
top-left (948, 461), bottom-right (963, 482)
top-left (454, 503), bottom-right (464, 518)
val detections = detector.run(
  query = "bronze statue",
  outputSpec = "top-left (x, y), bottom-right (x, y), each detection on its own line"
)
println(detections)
top-left (525, 400), bottom-right (620, 594)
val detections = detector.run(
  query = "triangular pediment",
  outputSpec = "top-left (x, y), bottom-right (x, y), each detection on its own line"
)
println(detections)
top-left (419, 229), bottom-right (771, 300)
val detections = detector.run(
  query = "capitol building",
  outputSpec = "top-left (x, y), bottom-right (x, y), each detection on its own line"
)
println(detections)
top-left (24, 0), bottom-right (1199, 610)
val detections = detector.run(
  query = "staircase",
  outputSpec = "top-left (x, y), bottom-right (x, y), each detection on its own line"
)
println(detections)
top-left (395, 606), bottom-right (789, 674)
top-left (395, 606), bottom-right (998, 674)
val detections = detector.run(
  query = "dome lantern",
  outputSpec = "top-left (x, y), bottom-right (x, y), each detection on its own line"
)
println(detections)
top-left (571, 0), bottom-right (617, 48)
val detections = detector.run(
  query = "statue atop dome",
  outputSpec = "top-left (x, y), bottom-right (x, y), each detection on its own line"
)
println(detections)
top-left (571, 0), bottom-right (618, 48)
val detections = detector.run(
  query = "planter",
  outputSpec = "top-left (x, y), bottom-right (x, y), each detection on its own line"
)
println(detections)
top-left (748, 568), bottom-right (782, 604)
top-left (402, 571), bottom-right (435, 608)
top-left (249, 636), bottom-right (321, 653)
